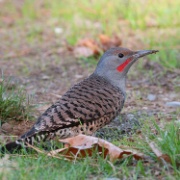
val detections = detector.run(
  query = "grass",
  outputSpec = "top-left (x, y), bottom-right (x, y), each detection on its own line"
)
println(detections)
top-left (1, 1), bottom-right (179, 49)
top-left (17, 0), bottom-right (179, 31)
top-left (0, 0), bottom-right (179, 69)
top-left (152, 49), bottom-right (180, 69)
top-left (79, 56), bottom-right (99, 69)
top-left (147, 34), bottom-right (180, 69)
top-left (1, 116), bottom-right (179, 179)
top-left (152, 121), bottom-right (180, 171)
top-left (0, 73), bottom-right (31, 123)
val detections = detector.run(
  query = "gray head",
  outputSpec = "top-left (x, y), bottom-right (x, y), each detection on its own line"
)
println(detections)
top-left (94, 47), bottom-right (158, 93)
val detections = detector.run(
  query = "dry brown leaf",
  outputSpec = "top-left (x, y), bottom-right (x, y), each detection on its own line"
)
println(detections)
top-left (99, 34), bottom-right (111, 45)
top-left (48, 145), bottom-right (107, 161)
top-left (77, 38), bottom-right (100, 55)
top-left (73, 46), bottom-right (94, 57)
top-left (52, 135), bottom-right (145, 161)
top-left (26, 135), bottom-right (144, 162)
top-left (99, 34), bottom-right (122, 51)
top-left (75, 35), bottom-right (122, 57)
top-left (148, 141), bottom-right (171, 163)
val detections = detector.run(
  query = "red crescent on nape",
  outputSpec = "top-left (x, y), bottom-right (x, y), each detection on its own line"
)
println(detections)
top-left (116, 58), bottom-right (131, 72)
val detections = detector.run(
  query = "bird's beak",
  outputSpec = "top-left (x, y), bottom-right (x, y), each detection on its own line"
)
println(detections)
top-left (133, 50), bottom-right (159, 59)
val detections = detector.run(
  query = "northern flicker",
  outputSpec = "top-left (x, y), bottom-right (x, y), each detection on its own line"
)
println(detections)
top-left (1, 47), bottom-right (158, 153)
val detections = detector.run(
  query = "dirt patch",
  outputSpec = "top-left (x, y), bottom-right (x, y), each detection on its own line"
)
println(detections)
top-left (0, 120), bottom-right (34, 144)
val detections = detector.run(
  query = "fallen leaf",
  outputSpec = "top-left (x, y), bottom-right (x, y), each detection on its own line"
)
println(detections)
top-left (77, 38), bottom-right (100, 55)
top-left (148, 141), bottom-right (171, 163)
top-left (49, 135), bottom-right (144, 161)
top-left (99, 34), bottom-right (122, 51)
top-left (75, 35), bottom-right (122, 58)
top-left (27, 135), bottom-right (144, 162)
top-left (74, 46), bottom-right (94, 57)
top-left (99, 34), bottom-right (111, 45)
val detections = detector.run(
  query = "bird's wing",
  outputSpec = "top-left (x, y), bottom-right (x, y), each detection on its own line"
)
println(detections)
top-left (33, 90), bottom-right (121, 132)
top-left (21, 75), bottom-right (125, 138)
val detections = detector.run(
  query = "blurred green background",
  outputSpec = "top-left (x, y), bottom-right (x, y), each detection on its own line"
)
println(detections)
top-left (0, 0), bottom-right (179, 69)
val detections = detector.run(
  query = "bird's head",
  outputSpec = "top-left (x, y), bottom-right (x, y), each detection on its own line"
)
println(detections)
top-left (94, 47), bottom-right (158, 92)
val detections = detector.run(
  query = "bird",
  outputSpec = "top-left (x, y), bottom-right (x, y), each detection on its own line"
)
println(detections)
top-left (1, 47), bottom-right (158, 153)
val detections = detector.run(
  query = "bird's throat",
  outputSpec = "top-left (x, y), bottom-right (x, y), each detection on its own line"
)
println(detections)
top-left (116, 58), bottom-right (131, 72)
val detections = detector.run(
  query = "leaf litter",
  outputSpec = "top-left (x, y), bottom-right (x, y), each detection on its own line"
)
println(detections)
top-left (148, 141), bottom-right (171, 164)
top-left (26, 134), bottom-right (145, 162)
top-left (25, 134), bottom-right (175, 166)
top-left (74, 34), bottom-right (122, 57)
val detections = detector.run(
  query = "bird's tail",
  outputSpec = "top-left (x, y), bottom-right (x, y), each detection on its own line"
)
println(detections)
top-left (0, 129), bottom-right (35, 154)
top-left (0, 140), bottom-right (24, 154)
top-left (1, 130), bottom-right (52, 154)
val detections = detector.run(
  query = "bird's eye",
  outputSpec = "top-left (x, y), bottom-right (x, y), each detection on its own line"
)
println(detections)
top-left (118, 53), bottom-right (124, 58)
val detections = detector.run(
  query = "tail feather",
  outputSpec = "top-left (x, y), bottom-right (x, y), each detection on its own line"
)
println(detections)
top-left (1, 141), bottom-right (23, 154)
top-left (1, 131), bottom-right (51, 154)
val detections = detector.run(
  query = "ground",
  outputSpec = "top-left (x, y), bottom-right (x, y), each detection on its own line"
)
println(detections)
top-left (1, 51), bottom-right (179, 140)
top-left (0, 0), bottom-right (180, 179)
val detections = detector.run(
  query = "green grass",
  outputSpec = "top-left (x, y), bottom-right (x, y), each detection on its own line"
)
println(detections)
top-left (153, 50), bottom-right (179, 69)
top-left (79, 56), bottom-right (99, 69)
top-left (19, 0), bottom-right (179, 30)
top-left (1, 116), bottom-right (179, 179)
top-left (0, 73), bottom-right (31, 123)
top-left (147, 35), bottom-right (180, 69)
top-left (1, 1), bottom-right (179, 42)
top-left (0, 0), bottom-right (179, 69)
top-left (152, 121), bottom-right (180, 171)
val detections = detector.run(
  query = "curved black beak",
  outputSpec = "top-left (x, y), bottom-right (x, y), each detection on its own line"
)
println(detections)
top-left (133, 50), bottom-right (159, 59)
